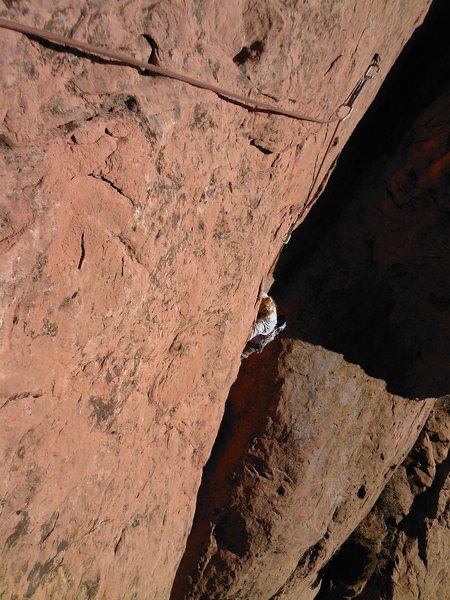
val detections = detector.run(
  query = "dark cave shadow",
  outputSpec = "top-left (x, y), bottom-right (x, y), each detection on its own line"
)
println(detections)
top-left (272, 0), bottom-right (450, 401)
top-left (272, 123), bottom-right (450, 401)
top-left (273, 180), bottom-right (450, 401)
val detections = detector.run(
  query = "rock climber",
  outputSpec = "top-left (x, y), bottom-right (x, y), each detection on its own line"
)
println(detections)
top-left (241, 293), bottom-right (286, 359)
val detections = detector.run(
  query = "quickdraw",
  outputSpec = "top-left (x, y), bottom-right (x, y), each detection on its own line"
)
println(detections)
top-left (281, 54), bottom-right (381, 246)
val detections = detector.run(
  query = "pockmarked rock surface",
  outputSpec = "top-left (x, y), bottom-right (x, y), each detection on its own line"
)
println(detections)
top-left (318, 398), bottom-right (450, 600)
top-left (172, 342), bottom-right (433, 600)
top-left (388, 402), bottom-right (450, 600)
top-left (0, 1), bottom-right (432, 598)
top-left (172, 61), bottom-right (450, 600)
top-left (322, 399), bottom-right (450, 600)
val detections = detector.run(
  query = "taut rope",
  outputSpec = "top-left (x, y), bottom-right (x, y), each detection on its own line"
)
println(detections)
top-left (0, 17), bottom-right (369, 124)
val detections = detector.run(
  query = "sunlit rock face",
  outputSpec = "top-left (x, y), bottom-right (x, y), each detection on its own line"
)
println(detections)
top-left (0, 1), bottom-right (435, 598)
top-left (171, 3), bottom-right (450, 598)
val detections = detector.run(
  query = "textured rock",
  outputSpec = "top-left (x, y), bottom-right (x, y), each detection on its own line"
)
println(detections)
top-left (172, 342), bottom-right (433, 600)
top-left (326, 399), bottom-right (450, 600)
top-left (389, 402), bottom-right (450, 600)
top-left (0, 1), bottom-right (432, 598)
top-left (172, 46), bottom-right (450, 600)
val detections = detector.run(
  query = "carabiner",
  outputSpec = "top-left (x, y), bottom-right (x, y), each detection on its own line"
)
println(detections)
top-left (336, 104), bottom-right (354, 121)
top-left (365, 54), bottom-right (381, 78)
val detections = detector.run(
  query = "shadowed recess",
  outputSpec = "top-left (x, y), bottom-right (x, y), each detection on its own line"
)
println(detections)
top-left (273, 0), bottom-right (450, 400)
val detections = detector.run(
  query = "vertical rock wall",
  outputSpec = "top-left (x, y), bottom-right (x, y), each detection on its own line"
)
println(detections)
top-left (0, 1), bottom-right (432, 598)
top-left (172, 34), bottom-right (450, 600)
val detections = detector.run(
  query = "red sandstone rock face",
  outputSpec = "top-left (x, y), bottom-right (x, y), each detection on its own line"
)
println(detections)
top-left (171, 344), bottom-right (434, 599)
top-left (171, 69), bottom-right (450, 600)
top-left (0, 1), bottom-right (431, 598)
top-left (324, 399), bottom-right (450, 600)
top-left (389, 403), bottom-right (450, 600)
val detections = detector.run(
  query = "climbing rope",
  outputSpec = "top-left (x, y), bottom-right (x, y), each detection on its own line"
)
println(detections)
top-left (0, 18), bottom-right (381, 304)
top-left (267, 54), bottom-right (380, 277)
top-left (286, 54), bottom-right (381, 240)
top-left (1, 17), bottom-right (364, 124)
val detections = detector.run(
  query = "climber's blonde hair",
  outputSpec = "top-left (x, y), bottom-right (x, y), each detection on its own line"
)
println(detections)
top-left (258, 295), bottom-right (276, 319)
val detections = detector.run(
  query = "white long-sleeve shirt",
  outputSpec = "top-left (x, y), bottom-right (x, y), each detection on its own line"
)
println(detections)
top-left (247, 311), bottom-right (277, 341)
top-left (247, 293), bottom-right (277, 341)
